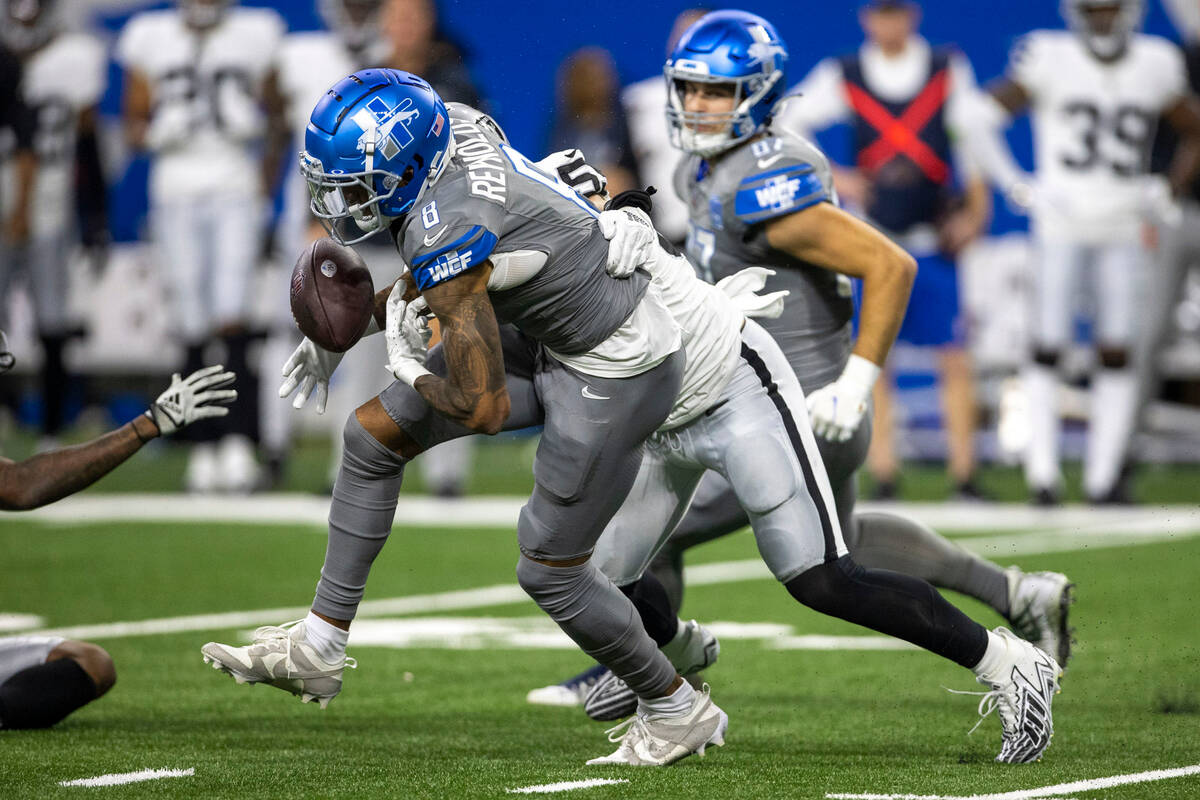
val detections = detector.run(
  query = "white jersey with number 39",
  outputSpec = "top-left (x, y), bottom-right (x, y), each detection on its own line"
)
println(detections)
top-left (1011, 30), bottom-right (1186, 241)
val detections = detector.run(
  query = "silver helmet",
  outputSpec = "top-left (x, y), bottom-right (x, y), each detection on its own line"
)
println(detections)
top-left (318, 0), bottom-right (384, 52)
top-left (1062, 0), bottom-right (1144, 59)
top-left (1, 0), bottom-right (63, 55)
top-left (178, 0), bottom-right (232, 30)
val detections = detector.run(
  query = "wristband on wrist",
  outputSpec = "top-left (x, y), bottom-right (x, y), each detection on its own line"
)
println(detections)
top-left (842, 354), bottom-right (882, 393)
top-left (392, 362), bottom-right (433, 387)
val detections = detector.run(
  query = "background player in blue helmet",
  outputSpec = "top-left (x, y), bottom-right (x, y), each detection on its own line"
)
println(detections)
top-left (201, 69), bottom-right (729, 766)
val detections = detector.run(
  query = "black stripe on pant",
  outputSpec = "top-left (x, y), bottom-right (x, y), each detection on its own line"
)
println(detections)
top-left (739, 342), bottom-right (839, 563)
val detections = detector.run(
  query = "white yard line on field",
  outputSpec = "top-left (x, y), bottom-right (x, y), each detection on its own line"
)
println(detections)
top-left (824, 762), bottom-right (1200, 800)
top-left (19, 515), bottom-right (1200, 641)
top-left (506, 778), bottom-right (629, 794)
top-left (59, 768), bottom-right (194, 788)
top-left (14, 494), bottom-right (1200, 534)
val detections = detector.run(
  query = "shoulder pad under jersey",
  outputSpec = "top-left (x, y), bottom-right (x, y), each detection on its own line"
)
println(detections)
top-left (728, 134), bottom-right (831, 225)
top-left (398, 173), bottom-right (502, 291)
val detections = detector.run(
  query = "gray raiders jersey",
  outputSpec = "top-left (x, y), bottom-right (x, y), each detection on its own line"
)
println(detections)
top-left (674, 129), bottom-right (855, 392)
top-left (397, 103), bottom-right (650, 356)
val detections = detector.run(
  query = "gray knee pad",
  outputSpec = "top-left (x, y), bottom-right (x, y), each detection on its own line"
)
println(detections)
top-left (515, 556), bottom-right (676, 697)
top-left (313, 414), bottom-right (408, 621)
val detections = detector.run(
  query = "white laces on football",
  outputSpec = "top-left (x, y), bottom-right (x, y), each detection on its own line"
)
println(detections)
top-left (945, 685), bottom-right (1019, 736)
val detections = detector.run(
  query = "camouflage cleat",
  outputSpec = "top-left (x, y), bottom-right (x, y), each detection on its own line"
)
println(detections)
top-left (201, 620), bottom-right (356, 709)
top-left (956, 628), bottom-right (1063, 765)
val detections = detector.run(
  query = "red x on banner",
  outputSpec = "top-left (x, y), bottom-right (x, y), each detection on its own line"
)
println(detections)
top-left (845, 67), bottom-right (951, 184)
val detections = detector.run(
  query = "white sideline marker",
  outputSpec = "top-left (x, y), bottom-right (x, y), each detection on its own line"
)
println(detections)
top-left (825, 762), bottom-right (1200, 800)
top-left (59, 767), bottom-right (195, 788)
top-left (506, 779), bottom-right (629, 794)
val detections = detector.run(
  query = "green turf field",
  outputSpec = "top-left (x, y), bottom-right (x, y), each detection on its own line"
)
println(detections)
top-left (2, 503), bottom-right (1199, 798)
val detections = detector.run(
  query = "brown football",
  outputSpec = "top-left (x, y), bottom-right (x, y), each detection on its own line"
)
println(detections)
top-left (290, 238), bottom-right (375, 353)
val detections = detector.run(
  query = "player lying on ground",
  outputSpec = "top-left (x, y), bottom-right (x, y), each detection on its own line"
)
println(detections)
top-left (0, 331), bottom-right (236, 728)
top-left (535, 9), bottom-right (1072, 727)
top-left (203, 70), bottom-right (729, 767)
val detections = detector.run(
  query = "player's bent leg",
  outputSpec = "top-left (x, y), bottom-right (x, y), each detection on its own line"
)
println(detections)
top-left (649, 472), bottom-right (747, 615)
top-left (850, 511), bottom-right (1011, 620)
top-left (517, 555), bottom-right (676, 700)
top-left (0, 637), bottom-right (111, 730)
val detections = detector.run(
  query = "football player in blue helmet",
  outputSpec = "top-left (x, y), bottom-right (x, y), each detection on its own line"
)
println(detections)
top-left (528, 9), bottom-right (1068, 764)
top-left (664, 9), bottom-right (789, 157)
top-left (301, 68), bottom-right (452, 245)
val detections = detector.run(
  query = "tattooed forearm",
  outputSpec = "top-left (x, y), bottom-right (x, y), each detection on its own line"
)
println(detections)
top-left (414, 281), bottom-right (510, 434)
top-left (0, 417), bottom-right (157, 511)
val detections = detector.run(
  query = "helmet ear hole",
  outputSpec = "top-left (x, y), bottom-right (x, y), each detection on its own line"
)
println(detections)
top-left (396, 165), bottom-right (415, 189)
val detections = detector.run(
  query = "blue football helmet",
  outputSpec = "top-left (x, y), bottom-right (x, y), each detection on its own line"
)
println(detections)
top-left (301, 69), bottom-right (453, 244)
top-left (664, 10), bottom-right (789, 157)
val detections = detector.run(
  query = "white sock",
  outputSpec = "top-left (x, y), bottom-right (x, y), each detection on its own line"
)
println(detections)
top-left (1085, 368), bottom-right (1137, 497)
top-left (304, 611), bottom-right (349, 663)
top-left (638, 680), bottom-right (696, 719)
top-left (971, 629), bottom-right (1013, 681)
top-left (1022, 364), bottom-right (1061, 490)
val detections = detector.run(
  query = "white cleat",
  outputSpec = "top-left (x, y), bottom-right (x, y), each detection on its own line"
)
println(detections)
top-left (1006, 568), bottom-right (1075, 669)
top-left (585, 620), bottom-right (720, 722)
top-left (958, 627), bottom-right (1063, 764)
top-left (201, 620), bottom-right (356, 708)
top-left (586, 683), bottom-right (728, 767)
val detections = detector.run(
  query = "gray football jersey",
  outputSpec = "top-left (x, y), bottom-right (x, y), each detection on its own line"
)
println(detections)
top-left (674, 131), bottom-right (854, 392)
top-left (397, 103), bottom-right (648, 356)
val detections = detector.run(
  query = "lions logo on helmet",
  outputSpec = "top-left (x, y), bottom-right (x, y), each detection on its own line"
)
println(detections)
top-left (301, 69), bottom-right (453, 245)
top-left (1062, 0), bottom-right (1144, 60)
top-left (664, 10), bottom-right (789, 157)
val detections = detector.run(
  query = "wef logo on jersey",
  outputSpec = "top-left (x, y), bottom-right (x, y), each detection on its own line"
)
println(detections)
top-left (352, 96), bottom-right (419, 161)
top-left (754, 176), bottom-right (804, 212)
top-left (427, 249), bottom-right (476, 284)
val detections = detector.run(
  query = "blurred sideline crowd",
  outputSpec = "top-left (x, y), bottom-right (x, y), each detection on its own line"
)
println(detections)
top-left (2, 0), bottom-right (1199, 500)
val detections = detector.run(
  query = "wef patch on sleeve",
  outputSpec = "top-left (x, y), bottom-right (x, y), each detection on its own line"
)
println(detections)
top-left (734, 165), bottom-right (827, 225)
top-left (409, 225), bottom-right (499, 290)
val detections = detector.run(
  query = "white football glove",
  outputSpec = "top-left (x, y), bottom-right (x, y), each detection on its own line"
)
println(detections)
top-left (147, 364), bottom-right (237, 436)
top-left (279, 338), bottom-right (344, 414)
top-left (533, 148), bottom-right (608, 198)
top-left (385, 281), bottom-right (433, 386)
top-left (805, 354), bottom-right (881, 442)
top-left (715, 267), bottom-right (790, 319)
top-left (598, 207), bottom-right (657, 278)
